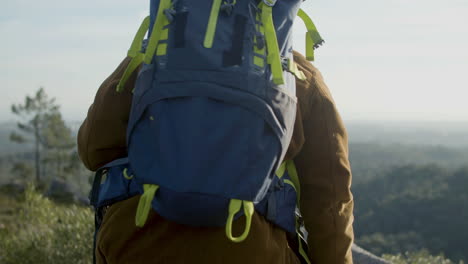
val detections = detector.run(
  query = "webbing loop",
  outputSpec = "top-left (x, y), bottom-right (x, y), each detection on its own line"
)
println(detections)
top-left (297, 9), bottom-right (324, 61)
top-left (144, 0), bottom-right (172, 64)
top-left (260, 2), bottom-right (284, 85)
top-left (225, 199), bottom-right (254, 243)
top-left (123, 168), bottom-right (134, 180)
top-left (135, 184), bottom-right (159, 227)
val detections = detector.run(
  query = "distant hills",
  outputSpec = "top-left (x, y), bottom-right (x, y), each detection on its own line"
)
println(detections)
top-left (2, 119), bottom-right (468, 161)
top-left (346, 121), bottom-right (468, 148)
top-left (2, 120), bottom-right (468, 151)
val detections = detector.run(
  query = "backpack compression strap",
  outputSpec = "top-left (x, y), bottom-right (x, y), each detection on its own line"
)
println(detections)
top-left (116, 0), bottom-right (174, 92)
top-left (297, 9), bottom-right (324, 61)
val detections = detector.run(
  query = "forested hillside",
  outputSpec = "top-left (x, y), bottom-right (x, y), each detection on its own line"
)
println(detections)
top-left (354, 165), bottom-right (468, 262)
top-left (1, 118), bottom-right (468, 263)
top-left (349, 143), bottom-right (468, 184)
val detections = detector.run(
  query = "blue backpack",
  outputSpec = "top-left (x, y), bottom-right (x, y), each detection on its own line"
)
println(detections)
top-left (90, 0), bottom-right (323, 263)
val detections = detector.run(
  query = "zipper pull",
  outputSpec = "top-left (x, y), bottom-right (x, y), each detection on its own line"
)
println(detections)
top-left (163, 0), bottom-right (179, 22)
top-left (221, 0), bottom-right (236, 15)
top-left (163, 8), bottom-right (177, 22)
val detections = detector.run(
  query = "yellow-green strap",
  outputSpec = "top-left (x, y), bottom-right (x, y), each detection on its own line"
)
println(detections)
top-left (144, 0), bottom-right (172, 64)
top-left (297, 9), bottom-right (324, 61)
top-left (128, 16), bottom-right (151, 57)
top-left (288, 160), bottom-right (312, 264)
top-left (275, 162), bottom-right (287, 178)
top-left (284, 178), bottom-right (297, 191)
top-left (204, 0), bottom-right (223, 48)
top-left (276, 160), bottom-right (301, 204)
top-left (123, 168), bottom-right (134, 180)
top-left (260, 1), bottom-right (284, 85)
top-left (135, 184), bottom-right (159, 227)
top-left (116, 54), bottom-right (144, 92)
top-left (298, 234), bottom-right (312, 264)
top-left (225, 199), bottom-right (254, 243)
top-left (286, 160), bottom-right (301, 206)
top-left (283, 160), bottom-right (312, 264)
top-left (288, 59), bottom-right (307, 81)
top-left (116, 16), bottom-right (150, 92)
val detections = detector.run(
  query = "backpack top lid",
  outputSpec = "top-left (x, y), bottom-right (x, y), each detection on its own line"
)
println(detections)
top-left (146, 0), bottom-right (301, 78)
top-left (117, 0), bottom-right (324, 93)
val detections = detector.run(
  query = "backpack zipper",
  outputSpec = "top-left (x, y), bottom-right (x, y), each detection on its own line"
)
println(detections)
top-left (204, 0), bottom-right (223, 48)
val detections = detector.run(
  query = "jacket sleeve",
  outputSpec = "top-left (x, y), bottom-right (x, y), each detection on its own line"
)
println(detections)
top-left (77, 57), bottom-right (138, 171)
top-left (293, 52), bottom-right (354, 264)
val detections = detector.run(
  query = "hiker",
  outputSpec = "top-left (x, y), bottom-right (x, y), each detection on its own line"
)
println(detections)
top-left (79, 2), bottom-right (353, 263)
top-left (78, 51), bottom-right (354, 263)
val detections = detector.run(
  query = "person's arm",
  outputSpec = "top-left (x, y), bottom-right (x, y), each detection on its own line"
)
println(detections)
top-left (77, 57), bottom-right (137, 171)
top-left (293, 51), bottom-right (354, 264)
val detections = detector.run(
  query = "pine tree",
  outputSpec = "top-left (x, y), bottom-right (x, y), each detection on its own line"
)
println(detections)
top-left (10, 87), bottom-right (75, 185)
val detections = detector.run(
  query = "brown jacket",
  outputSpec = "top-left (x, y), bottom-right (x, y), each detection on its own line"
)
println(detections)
top-left (78, 52), bottom-right (354, 264)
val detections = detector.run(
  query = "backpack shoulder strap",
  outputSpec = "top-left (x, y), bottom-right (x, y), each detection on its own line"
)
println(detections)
top-left (116, 17), bottom-right (150, 92)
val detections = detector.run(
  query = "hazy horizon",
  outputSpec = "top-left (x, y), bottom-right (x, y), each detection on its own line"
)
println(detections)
top-left (2, 0), bottom-right (468, 123)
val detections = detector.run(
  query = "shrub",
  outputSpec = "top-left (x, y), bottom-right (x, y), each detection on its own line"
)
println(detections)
top-left (0, 186), bottom-right (93, 264)
top-left (383, 250), bottom-right (465, 264)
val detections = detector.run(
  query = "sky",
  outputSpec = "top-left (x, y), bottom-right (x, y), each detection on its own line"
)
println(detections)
top-left (1, 0), bottom-right (467, 123)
